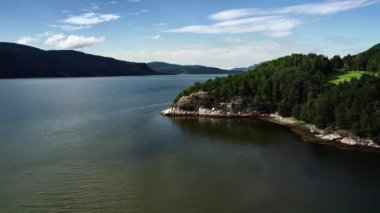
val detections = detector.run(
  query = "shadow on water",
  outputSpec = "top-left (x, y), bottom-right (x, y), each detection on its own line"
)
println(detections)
top-left (167, 116), bottom-right (380, 178)
top-left (167, 116), bottom-right (380, 212)
top-left (167, 116), bottom-right (294, 146)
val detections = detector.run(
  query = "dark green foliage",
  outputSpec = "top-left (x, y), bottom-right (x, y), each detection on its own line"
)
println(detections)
top-left (323, 76), bottom-right (380, 137)
top-left (331, 55), bottom-right (344, 71)
top-left (0, 42), bottom-right (157, 78)
top-left (174, 52), bottom-right (380, 139)
top-left (148, 62), bottom-right (240, 74)
top-left (342, 44), bottom-right (380, 72)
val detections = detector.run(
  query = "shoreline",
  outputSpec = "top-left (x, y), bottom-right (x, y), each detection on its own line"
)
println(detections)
top-left (161, 107), bottom-right (380, 152)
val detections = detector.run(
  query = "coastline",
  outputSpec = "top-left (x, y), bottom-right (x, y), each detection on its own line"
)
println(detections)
top-left (161, 107), bottom-right (380, 152)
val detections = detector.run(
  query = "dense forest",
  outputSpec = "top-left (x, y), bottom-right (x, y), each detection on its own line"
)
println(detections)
top-left (173, 44), bottom-right (380, 139)
top-left (341, 44), bottom-right (380, 72)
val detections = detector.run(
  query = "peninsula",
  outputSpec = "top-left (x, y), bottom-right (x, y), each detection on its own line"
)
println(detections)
top-left (161, 44), bottom-right (380, 151)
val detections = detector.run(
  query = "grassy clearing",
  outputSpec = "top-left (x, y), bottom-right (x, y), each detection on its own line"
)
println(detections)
top-left (328, 71), bottom-right (369, 85)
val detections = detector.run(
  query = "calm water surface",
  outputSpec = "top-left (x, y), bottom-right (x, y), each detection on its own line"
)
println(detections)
top-left (0, 75), bottom-right (380, 212)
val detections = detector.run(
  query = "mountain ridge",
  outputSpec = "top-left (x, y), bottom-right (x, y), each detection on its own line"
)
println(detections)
top-left (0, 42), bottom-right (242, 78)
top-left (147, 61), bottom-right (241, 75)
top-left (0, 42), bottom-right (157, 78)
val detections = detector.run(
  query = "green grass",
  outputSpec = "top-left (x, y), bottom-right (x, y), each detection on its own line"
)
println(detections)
top-left (328, 71), bottom-right (369, 85)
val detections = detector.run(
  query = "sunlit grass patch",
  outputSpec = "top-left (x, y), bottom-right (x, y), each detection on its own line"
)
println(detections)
top-left (328, 71), bottom-right (368, 84)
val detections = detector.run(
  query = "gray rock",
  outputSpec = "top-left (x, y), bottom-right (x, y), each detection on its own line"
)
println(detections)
top-left (176, 91), bottom-right (211, 110)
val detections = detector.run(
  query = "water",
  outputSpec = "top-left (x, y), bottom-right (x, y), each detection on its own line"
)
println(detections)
top-left (0, 75), bottom-right (379, 212)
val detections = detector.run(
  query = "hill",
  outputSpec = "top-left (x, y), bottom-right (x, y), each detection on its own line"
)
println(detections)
top-left (148, 62), bottom-right (240, 75)
top-left (341, 43), bottom-right (380, 72)
top-left (165, 46), bottom-right (380, 147)
top-left (0, 42), bottom-right (157, 78)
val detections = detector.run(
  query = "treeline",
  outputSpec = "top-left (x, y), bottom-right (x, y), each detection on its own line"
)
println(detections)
top-left (305, 76), bottom-right (380, 137)
top-left (174, 52), bottom-right (380, 139)
top-left (333, 44), bottom-right (380, 72)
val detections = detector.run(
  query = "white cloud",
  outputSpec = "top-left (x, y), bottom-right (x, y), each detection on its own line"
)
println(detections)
top-left (108, 42), bottom-right (316, 69)
top-left (82, 4), bottom-right (100, 12)
top-left (167, 16), bottom-right (301, 37)
top-left (210, 0), bottom-right (379, 21)
top-left (36, 31), bottom-right (56, 38)
top-left (44, 34), bottom-right (105, 49)
top-left (275, 0), bottom-right (378, 15)
top-left (265, 31), bottom-right (293, 38)
top-left (210, 9), bottom-right (257, 21)
top-left (168, 0), bottom-right (378, 37)
top-left (16, 36), bottom-right (39, 45)
top-left (128, 0), bottom-right (140, 2)
top-left (49, 24), bottom-right (91, 31)
top-left (129, 10), bottom-right (149, 16)
top-left (154, 22), bottom-right (169, 27)
top-left (148, 34), bottom-right (161, 40)
top-left (63, 13), bottom-right (121, 25)
top-left (129, 12), bottom-right (140, 16)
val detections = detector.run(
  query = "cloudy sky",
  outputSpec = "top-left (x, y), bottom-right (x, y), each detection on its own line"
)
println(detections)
top-left (1, 0), bottom-right (379, 68)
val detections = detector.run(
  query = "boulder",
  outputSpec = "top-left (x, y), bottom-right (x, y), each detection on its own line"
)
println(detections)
top-left (218, 96), bottom-right (247, 113)
top-left (340, 137), bottom-right (357, 146)
top-left (321, 134), bottom-right (341, 141)
top-left (176, 91), bottom-right (211, 110)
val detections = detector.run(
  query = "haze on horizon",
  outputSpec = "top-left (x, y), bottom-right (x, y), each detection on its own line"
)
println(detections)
top-left (1, 0), bottom-right (379, 69)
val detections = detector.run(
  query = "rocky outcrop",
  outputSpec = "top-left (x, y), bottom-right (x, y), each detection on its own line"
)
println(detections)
top-left (164, 92), bottom-right (253, 117)
top-left (173, 92), bottom-right (251, 115)
top-left (320, 134), bottom-right (341, 141)
top-left (161, 106), bottom-right (255, 117)
top-left (175, 91), bottom-right (211, 111)
top-left (162, 92), bottom-right (380, 152)
top-left (339, 137), bottom-right (379, 148)
top-left (261, 114), bottom-right (380, 150)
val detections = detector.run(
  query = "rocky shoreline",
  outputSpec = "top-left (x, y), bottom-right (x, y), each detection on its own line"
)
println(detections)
top-left (161, 107), bottom-right (380, 152)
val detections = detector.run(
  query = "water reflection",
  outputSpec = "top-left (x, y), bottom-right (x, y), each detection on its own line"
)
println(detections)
top-left (168, 117), bottom-right (292, 146)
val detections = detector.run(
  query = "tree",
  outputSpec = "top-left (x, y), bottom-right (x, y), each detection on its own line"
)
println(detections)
top-left (342, 54), bottom-right (355, 71)
top-left (331, 55), bottom-right (343, 71)
top-left (356, 54), bottom-right (367, 71)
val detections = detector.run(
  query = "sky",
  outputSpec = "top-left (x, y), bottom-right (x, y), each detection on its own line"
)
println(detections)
top-left (1, 0), bottom-right (379, 69)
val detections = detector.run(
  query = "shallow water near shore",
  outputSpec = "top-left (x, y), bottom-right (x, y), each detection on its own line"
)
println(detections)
top-left (1, 75), bottom-right (380, 212)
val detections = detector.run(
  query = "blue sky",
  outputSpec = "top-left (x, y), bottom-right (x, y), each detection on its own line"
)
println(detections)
top-left (1, 0), bottom-right (379, 68)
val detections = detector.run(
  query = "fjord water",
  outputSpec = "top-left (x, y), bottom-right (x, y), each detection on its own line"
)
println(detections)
top-left (0, 75), bottom-right (380, 212)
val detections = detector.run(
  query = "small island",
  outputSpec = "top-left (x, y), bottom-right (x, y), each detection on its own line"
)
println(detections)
top-left (161, 44), bottom-right (380, 152)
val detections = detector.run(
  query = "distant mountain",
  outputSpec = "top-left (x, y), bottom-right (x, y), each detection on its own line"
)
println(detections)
top-left (230, 65), bottom-right (256, 72)
top-left (230, 67), bottom-right (248, 72)
top-left (148, 62), bottom-right (240, 75)
top-left (0, 42), bottom-right (157, 78)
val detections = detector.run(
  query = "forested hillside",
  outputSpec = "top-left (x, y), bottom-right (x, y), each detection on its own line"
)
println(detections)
top-left (173, 46), bottom-right (380, 139)
top-left (0, 42), bottom-right (157, 78)
top-left (338, 44), bottom-right (380, 72)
